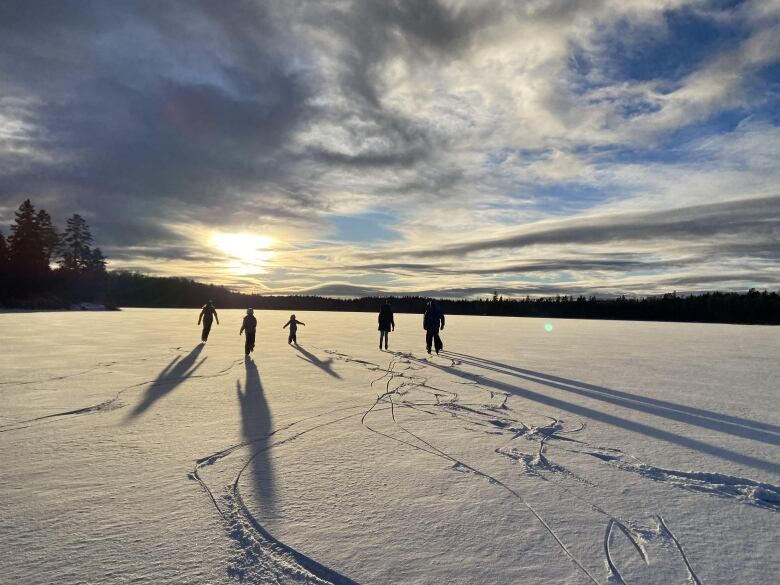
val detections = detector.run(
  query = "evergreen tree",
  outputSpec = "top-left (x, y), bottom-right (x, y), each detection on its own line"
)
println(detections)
top-left (0, 230), bottom-right (8, 268)
top-left (8, 199), bottom-right (47, 273)
top-left (59, 214), bottom-right (94, 271)
top-left (89, 247), bottom-right (107, 272)
top-left (36, 209), bottom-right (60, 267)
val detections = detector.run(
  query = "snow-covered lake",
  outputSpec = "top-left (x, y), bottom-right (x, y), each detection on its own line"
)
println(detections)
top-left (1, 309), bottom-right (778, 584)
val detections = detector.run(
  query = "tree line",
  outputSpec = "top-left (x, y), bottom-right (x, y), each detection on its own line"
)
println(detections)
top-left (0, 199), bottom-right (107, 307)
top-left (1, 199), bottom-right (778, 323)
top-left (105, 272), bottom-right (780, 325)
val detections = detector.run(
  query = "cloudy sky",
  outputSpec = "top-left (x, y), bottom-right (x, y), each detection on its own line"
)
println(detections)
top-left (1, 0), bottom-right (779, 297)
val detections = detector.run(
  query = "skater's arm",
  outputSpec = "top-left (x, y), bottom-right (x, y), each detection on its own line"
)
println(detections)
top-left (214, 310), bottom-right (219, 325)
top-left (283, 320), bottom-right (290, 329)
top-left (240, 321), bottom-right (245, 335)
top-left (298, 320), bottom-right (306, 326)
top-left (391, 313), bottom-right (395, 331)
top-left (198, 308), bottom-right (203, 324)
top-left (440, 314), bottom-right (445, 329)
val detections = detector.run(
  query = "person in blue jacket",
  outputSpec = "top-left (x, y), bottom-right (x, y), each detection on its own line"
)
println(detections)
top-left (378, 301), bottom-right (395, 350)
top-left (423, 300), bottom-right (445, 355)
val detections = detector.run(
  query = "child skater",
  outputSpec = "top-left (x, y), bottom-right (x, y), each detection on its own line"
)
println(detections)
top-left (282, 314), bottom-right (305, 345)
top-left (239, 308), bottom-right (257, 356)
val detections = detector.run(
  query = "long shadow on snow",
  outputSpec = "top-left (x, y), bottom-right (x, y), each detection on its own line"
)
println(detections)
top-left (294, 345), bottom-right (341, 379)
top-left (399, 353), bottom-right (780, 475)
top-left (127, 344), bottom-right (205, 419)
top-left (237, 357), bottom-right (359, 584)
top-left (238, 356), bottom-right (276, 520)
top-left (442, 351), bottom-right (780, 447)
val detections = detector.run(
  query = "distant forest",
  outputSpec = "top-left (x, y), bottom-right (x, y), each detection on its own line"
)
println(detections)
top-left (1, 200), bottom-right (778, 324)
top-left (104, 273), bottom-right (780, 325)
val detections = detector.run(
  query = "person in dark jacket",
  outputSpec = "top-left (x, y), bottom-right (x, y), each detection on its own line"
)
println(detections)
top-left (197, 300), bottom-right (219, 342)
top-left (283, 314), bottom-right (305, 345)
top-left (240, 308), bottom-right (257, 356)
top-left (378, 301), bottom-right (395, 350)
top-left (423, 300), bottom-right (445, 355)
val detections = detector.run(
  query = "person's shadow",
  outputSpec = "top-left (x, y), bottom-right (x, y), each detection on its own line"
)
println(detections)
top-left (236, 357), bottom-right (358, 583)
top-left (127, 344), bottom-right (205, 419)
top-left (294, 345), bottom-right (341, 379)
top-left (238, 356), bottom-right (276, 521)
top-left (414, 350), bottom-right (780, 474)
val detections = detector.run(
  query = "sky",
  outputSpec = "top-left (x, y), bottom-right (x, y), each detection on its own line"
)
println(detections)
top-left (1, 0), bottom-right (779, 298)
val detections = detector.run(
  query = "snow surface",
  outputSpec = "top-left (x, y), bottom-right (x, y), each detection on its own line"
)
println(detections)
top-left (1, 308), bottom-right (778, 584)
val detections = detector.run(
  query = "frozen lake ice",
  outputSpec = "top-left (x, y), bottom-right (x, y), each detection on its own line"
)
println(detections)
top-left (1, 309), bottom-right (778, 584)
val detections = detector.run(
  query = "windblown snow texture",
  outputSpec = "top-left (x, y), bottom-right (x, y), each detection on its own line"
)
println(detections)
top-left (1, 309), bottom-right (778, 584)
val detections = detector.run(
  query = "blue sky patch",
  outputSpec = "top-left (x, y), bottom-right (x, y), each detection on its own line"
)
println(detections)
top-left (327, 212), bottom-right (400, 243)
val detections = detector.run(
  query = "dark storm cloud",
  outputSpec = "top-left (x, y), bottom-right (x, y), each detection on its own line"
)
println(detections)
top-left (0, 0), bottom-right (316, 246)
top-left (303, 146), bottom-right (427, 169)
top-left (308, 0), bottom-right (495, 103)
top-left (390, 195), bottom-right (780, 259)
top-left (289, 0), bottom-right (501, 173)
top-left (0, 0), bottom-right (504, 248)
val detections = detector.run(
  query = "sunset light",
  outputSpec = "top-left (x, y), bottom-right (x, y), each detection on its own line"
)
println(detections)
top-left (210, 232), bottom-right (275, 273)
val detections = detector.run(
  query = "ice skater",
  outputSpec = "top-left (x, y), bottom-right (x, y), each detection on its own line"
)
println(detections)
top-left (423, 300), bottom-right (445, 355)
top-left (378, 301), bottom-right (395, 350)
top-left (197, 300), bottom-right (219, 342)
top-left (283, 314), bottom-right (305, 345)
top-left (239, 308), bottom-right (257, 356)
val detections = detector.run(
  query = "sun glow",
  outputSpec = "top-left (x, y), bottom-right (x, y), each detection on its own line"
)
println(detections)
top-left (211, 232), bottom-right (275, 274)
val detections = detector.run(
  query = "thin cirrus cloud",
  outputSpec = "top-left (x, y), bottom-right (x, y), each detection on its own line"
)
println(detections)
top-left (0, 0), bottom-right (779, 297)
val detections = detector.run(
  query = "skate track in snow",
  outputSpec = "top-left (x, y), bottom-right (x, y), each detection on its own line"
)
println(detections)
top-left (4, 341), bottom-right (776, 583)
top-left (192, 346), bottom-right (778, 584)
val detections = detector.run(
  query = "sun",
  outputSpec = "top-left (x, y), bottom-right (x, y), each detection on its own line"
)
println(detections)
top-left (211, 232), bottom-right (275, 273)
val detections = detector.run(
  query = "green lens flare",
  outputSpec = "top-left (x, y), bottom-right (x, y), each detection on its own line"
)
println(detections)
top-left (544, 323), bottom-right (554, 332)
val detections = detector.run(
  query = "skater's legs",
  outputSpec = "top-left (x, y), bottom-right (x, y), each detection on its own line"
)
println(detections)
top-left (245, 330), bottom-right (256, 355)
top-left (202, 320), bottom-right (213, 342)
top-left (379, 331), bottom-right (388, 349)
top-left (434, 332), bottom-right (443, 353)
top-left (425, 330), bottom-right (434, 353)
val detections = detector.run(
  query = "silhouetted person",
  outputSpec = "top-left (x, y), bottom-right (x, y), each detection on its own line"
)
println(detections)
top-left (423, 300), bottom-right (445, 355)
top-left (198, 300), bottom-right (219, 342)
top-left (283, 314), bottom-right (305, 345)
top-left (378, 301), bottom-right (395, 350)
top-left (240, 308), bottom-right (257, 356)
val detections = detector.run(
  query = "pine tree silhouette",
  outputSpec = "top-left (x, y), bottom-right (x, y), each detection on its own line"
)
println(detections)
top-left (36, 209), bottom-right (60, 268)
top-left (90, 247), bottom-right (107, 273)
top-left (8, 199), bottom-right (47, 273)
top-left (59, 214), bottom-right (95, 271)
top-left (0, 230), bottom-right (8, 269)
